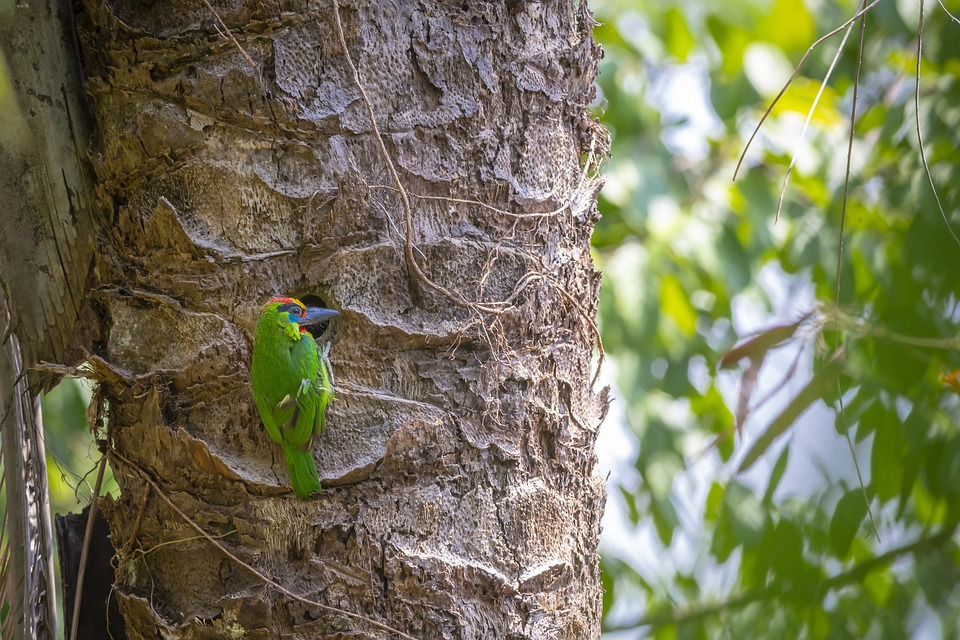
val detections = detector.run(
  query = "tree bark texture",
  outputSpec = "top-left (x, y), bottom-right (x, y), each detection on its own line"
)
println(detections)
top-left (76, 0), bottom-right (606, 637)
top-left (0, 0), bottom-right (99, 635)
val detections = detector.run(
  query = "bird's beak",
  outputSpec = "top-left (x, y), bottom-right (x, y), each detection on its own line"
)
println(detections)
top-left (300, 307), bottom-right (339, 325)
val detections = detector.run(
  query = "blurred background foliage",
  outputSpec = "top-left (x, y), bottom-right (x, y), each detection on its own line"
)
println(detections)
top-left (35, 378), bottom-right (118, 627)
top-left (591, 0), bottom-right (960, 637)
top-left (41, 379), bottom-right (117, 517)
top-left (30, 0), bottom-right (960, 638)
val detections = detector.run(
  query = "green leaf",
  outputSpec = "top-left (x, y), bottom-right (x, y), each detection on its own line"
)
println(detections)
top-left (862, 567), bottom-right (894, 607)
top-left (651, 496), bottom-right (679, 546)
top-left (770, 519), bottom-right (805, 585)
top-left (689, 384), bottom-right (734, 436)
top-left (706, 16), bottom-right (751, 77)
top-left (653, 623), bottom-right (678, 640)
top-left (705, 481), bottom-right (724, 521)
top-left (741, 526), bottom-right (774, 589)
top-left (660, 274), bottom-right (697, 337)
top-left (769, 78), bottom-right (842, 125)
top-left (808, 607), bottom-right (830, 639)
top-left (724, 481), bottom-right (766, 549)
top-left (936, 437), bottom-right (960, 498)
top-left (738, 351), bottom-right (846, 473)
top-left (709, 481), bottom-right (769, 563)
top-left (763, 446), bottom-right (790, 505)
top-left (710, 507), bottom-right (735, 562)
top-left (665, 7), bottom-right (694, 61)
top-left (854, 396), bottom-right (885, 444)
top-left (638, 420), bottom-right (684, 501)
top-left (599, 556), bottom-right (616, 617)
top-left (870, 409), bottom-right (904, 502)
top-left (912, 481), bottom-right (948, 526)
top-left (619, 485), bottom-right (641, 526)
top-left (757, 0), bottom-right (814, 54)
top-left (916, 550), bottom-right (951, 608)
top-left (828, 489), bottom-right (868, 559)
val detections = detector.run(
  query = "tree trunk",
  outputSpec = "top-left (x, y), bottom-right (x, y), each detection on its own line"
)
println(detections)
top-left (0, 0), bottom-right (99, 635)
top-left (76, 0), bottom-right (606, 637)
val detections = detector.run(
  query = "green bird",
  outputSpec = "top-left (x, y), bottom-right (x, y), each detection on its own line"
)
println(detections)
top-left (251, 297), bottom-right (339, 498)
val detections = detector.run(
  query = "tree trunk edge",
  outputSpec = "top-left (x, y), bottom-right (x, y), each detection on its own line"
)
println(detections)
top-left (75, 0), bottom-right (608, 637)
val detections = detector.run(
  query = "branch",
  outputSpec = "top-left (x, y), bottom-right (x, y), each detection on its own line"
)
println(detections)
top-left (733, 0), bottom-right (881, 181)
top-left (604, 525), bottom-right (956, 632)
top-left (914, 0), bottom-right (960, 249)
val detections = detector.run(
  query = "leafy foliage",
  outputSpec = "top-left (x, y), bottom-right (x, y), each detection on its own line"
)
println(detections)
top-left (593, 0), bottom-right (960, 637)
top-left (40, 378), bottom-right (117, 623)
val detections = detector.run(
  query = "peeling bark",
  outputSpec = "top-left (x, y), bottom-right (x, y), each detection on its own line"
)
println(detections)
top-left (76, 0), bottom-right (607, 637)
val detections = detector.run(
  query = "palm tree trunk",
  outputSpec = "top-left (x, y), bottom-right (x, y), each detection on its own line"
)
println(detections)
top-left (0, 0), bottom-right (100, 635)
top-left (76, 0), bottom-right (606, 636)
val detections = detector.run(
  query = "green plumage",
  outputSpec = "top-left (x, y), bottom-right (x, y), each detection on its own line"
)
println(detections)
top-left (250, 298), bottom-right (336, 499)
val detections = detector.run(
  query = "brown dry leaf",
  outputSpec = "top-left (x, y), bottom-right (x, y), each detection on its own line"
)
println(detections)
top-left (719, 316), bottom-right (809, 370)
top-left (735, 356), bottom-right (764, 437)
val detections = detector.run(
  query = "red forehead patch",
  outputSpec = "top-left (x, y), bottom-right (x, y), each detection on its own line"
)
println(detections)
top-left (269, 296), bottom-right (300, 306)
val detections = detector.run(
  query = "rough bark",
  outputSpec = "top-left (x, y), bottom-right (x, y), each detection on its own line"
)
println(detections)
top-left (76, 0), bottom-right (606, 637)
top-left (0, 0), bottom-right (99, 635)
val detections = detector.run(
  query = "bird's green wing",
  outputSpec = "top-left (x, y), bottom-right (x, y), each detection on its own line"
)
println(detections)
top-left (314, 347), bottom-right (335, 436)
top-left (254, 391), bottom-right (283, 444)
top-left (255, 334), bottom-right (333, 451)
top-left (287, 378), bottom-right (319, 448)
top-left (256, 386), bottom-right (309, 445)
top-left (279, 381), bottom-right (323, 498)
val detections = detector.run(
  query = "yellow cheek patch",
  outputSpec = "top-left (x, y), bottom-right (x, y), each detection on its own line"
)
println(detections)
top-left (284, 322), bottom-right (302, 342)
top-left (277, 311), bottom-right (304, 342)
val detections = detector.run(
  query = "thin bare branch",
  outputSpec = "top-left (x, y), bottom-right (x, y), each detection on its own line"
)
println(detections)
top-left (835, 6), bottom-right (865, 314)
top-left (733, 0), bottom-right (882, 181)
top-left (915, 0), bottom-right (960, 249)
top-left (836, 383), bottom-right (879, 541)
top-left (69, 454), bottom-right (108, 640)
top-left (773, 11), bottom-right (858, 223)
top-left (834, 1), bottom-right (879, 543)
top-left (605, 525), bottom-right (955, 632)
top-left (833, 308), bottom-right (960, 350)
top-left (199, 0), bottom-right (259, 78)
top-left (938, 0), bottom-right (960, 25)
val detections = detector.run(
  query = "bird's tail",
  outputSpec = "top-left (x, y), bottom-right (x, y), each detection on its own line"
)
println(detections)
top-left (284, 445), bottom-right (322, 498)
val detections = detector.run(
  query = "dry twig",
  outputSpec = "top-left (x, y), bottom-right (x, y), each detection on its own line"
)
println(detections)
top-left (733, 0), bottom-right (882, 182)
top-left (68, 454), bottom-right (108, 640)
top-left (200, 0), bottom-right (260, 78)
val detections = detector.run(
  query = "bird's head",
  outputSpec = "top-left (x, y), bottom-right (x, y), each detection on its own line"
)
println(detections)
top-left (260, 297), bottom-right (339, 336)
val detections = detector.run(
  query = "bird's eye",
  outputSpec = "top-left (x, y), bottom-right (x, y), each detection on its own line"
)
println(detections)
top-left (278, 303), bottom-right (302, 317)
